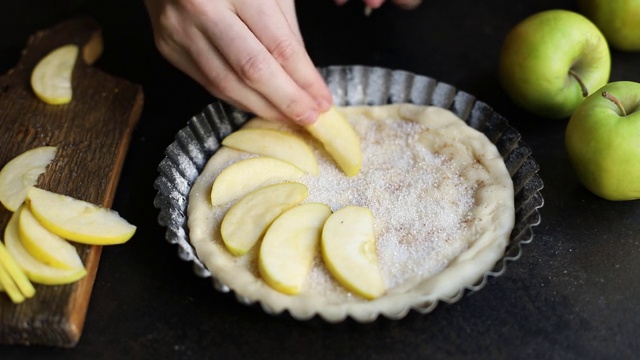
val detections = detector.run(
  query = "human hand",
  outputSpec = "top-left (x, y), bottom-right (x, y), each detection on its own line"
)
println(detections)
top-left (334, 0), bottom-right (423, 10)
top-left (143, 0), bottom-right (333, 125)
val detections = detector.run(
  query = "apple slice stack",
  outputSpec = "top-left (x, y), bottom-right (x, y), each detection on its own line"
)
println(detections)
top-left (212, 108), bottom-right (386, 300)
top-left (0, 146), bottom-right (136, 303)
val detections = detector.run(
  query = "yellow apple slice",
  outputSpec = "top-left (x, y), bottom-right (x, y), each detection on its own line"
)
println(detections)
top-left (0, 146), bottom-right (57, 212)
top-left (26, 187), bottom-right (136, 245)
top-left (0, 260), bottom-right (25, 303)
top-left (30, 44), bottom-right (79, 105)
top-left (304, 107), bottom-right (362, 177)
top-left (210, 157), bottom-right (305, 207)
top-left (0, 240), bottom-right (36, 299)
top-left (4, 207), bottom-right (87, 285)
top-left (221, 182), bottom-right (308, 256)
top-left (19, 205), bottom-right (84, 270)
top-left (222, 129), bottom-right (318, 175)
top-left (259, 202), bottom-right (332, 294)
top-left (321, 206), bottom-right (386, 300)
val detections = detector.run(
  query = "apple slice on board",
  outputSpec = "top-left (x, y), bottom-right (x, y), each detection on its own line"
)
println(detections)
top-left (19, 205), bottom-right (85, 270)
top-left (304, 107), bottom-right (362, 177)
top-left (222, 128), bottom-right (318, 175)
top-left (321, 206), bottom-right (386, 300)
top-left (0, 239), bottom-right (36, 300)
top-left (4, 207), bottom-right (87, 285)
top-left (30, 44), bottom-right (79, 105)
top-left (0, 260), bottom-right (25, 303)
top-left (26, 187), bottom-right (136, 245)
top-left (0, 146), bottom-right (57, 212)
top-left (210, 156), bottom-right (305, 207)
top-left (259, 202), bottom-right (332, 294)
top-left (221, 182), bottom-right (309, 256)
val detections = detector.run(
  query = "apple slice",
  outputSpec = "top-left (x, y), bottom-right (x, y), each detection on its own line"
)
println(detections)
top-left (30, 44), bottom-right (79, 105)
top-left (222, 129), bottom-right (318, 175)
top-left (210, 157), bottom-right (305, 207)
top-left (0, 239), bottom-right (36, 299)
top-left (0, 260), bottom-right (25, 303)
top-left (4, 207), bottom-right (87, 285)
top-left (304, 107), bottom-right (362, 177)
top-left (259, 202), bottom-right (332, 294)
top-left (221, 182), bottom-right (308, 256)
top-left (26, 187), bottom-right (136, 245)
top-left (19, 205), bottom-right (84, 270)
top-left (321, 206), bottom-right (386, 300)
top-left (0, 146), bottom-right (57, 211)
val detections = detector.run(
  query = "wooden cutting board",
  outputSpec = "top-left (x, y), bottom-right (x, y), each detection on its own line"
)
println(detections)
top-left (0, 17), bottom-right (143, 347)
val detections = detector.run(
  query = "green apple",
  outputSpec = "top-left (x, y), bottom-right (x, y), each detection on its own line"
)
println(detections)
top-left (565, 81), bottom-right (640, 200)
top-left (578, 0), bottom-right (640, 52)
top-left (499, 9), bottom-right (611, 119)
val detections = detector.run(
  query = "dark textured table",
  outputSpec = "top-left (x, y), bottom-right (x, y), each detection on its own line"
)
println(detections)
top-left (1, 0), bottom-right (639, 359)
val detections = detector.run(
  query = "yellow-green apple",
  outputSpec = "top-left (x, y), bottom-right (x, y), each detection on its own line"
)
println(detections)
top-left (578, 0), bottom-right (640, 52)
top-left (499, 10), bottom-right (611, 119)
top-left (565, 81), bottom-right (640, 200)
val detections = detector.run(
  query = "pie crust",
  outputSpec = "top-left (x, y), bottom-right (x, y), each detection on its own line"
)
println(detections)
top-left (187, 104), bottom-right (515, 322)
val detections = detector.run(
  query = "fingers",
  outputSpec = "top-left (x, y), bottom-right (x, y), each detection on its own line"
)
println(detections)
top-left (201, 1), bottom-right (330, 125)
top-left (239, 1), bottom-right (333, 112)
top-left (391, 0), bottom-right (422, 9)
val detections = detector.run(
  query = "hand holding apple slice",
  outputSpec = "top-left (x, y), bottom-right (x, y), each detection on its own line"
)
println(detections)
top-left (259, 203), bottom-right (332, 294)
top-left (4, 207), bottom-right (87, 285)
top-left (210, 157), bottom-right (305, 207)
top-left (321, 206), bottom-right (386, 299)
top-left (222, 129), bottom-right (318, 175)
top-left (19, 205), bottom-right (85, 270)
top-left (30, 44), bottom-right (79, 105)
top-left (0, 146), bottom-right (57, 211)
top-left (26, 187), bottom-right (136, 245)
top-left (221, 182), bottom-right (308, 256)
top-left (304, 107), bottom-right (362, 177)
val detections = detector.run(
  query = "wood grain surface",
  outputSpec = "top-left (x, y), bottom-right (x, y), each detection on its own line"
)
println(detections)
top-left (0, 16), bottom-right (143, 347)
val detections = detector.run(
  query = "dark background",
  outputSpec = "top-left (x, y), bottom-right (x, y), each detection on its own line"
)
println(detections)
top-left (1, 0), bottom-right (639, 359)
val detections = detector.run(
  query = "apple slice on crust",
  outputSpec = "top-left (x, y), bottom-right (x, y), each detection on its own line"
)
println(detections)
top-left (321, 206), bottom-right (386, 300)
top-left (210, 157), bottom-right (305, 207)
top-left (0, 146), bottom-right (57, 212)
top-left (304, 107), bottom-right (362, 177)
top-left (222, 129), bottom-right (318, 175)
top-left (259, 202), bottom-right (332, 295)
top-left (4, 207), bottom-right (87, 285)
top-left (26, 187), bottom-right (136, 245)
top-left (19, 205), bottom-right (85, 270)
top-left (30, 44), bottom-right (79, 105)
top-left (221, 182), bottom-right (309, 256)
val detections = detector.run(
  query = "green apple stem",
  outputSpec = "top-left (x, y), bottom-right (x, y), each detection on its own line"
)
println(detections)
top-left (602, 91), bottom-right (627, 116)
top-left (569, 70), bottom-right (589, 97)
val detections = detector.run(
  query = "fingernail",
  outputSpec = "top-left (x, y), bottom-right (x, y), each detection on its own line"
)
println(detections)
top-left (316, 98), bottom-right (332, 112)
top-left (299, 109), bottom-right (319, 125)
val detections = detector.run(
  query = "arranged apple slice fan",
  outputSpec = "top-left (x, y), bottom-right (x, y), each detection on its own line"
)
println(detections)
top-left (0, 146), bottom-right (136, 303)
top-left (154, 66), bottom-right (544, 322)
